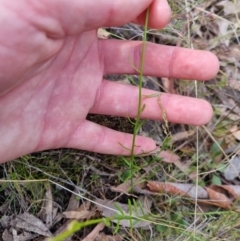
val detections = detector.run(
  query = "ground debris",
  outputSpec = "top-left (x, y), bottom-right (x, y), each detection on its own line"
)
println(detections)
top-left (82, 223), bottom-right (105, 241)
top-left (1, 215), bottom-right (12, 228)
top-left (37, 183), bottom-right (54, 228)
top-left (147, 181), bottom-right (235, 209)
top-left (94, 233), bottom-right (123, 241)
top-left (53, 220), bottom-right (73, 241)
top-left (63, 210), bottom-right (93, 220)
top-left (66, 188), bottom-right (80, 212)
top-left (2, 227), bottom-right (38, 241)
top-left (10, 212), bottom-right (52, 237)
top-left (95, 197), bottom-right (152, 228)
top-left (53, 200), bottom-right (94, 240)
top-left (63, 200), bottom-right (94, 220)
top-left (224, 156), bottom-right (240, 180)
top-left (97, 28), bottom-right (111, 39)
top-left (12, 229), bottom-right (37, 241)
top-left (2, 229), bottom-right (13, 241)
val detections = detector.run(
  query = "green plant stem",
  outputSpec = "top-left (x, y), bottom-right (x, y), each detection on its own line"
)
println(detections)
top-left (46, 219), bottom-right (108, 241)
top-left (130, 8), bottom-right (150, 190)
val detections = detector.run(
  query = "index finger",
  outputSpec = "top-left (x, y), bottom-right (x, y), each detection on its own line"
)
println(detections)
top-left (100, 40), bottom-right (219, 81)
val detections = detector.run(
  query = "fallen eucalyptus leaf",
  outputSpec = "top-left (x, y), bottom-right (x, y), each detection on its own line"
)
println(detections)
top-left (10, 212), bottom-right (52, 237)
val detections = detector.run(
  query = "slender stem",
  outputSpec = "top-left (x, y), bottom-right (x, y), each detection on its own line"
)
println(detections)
top-left (130, 8), bottom-right (149, 190)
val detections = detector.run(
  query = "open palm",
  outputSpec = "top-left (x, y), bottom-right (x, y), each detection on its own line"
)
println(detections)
top-left (0, 0), bottom-right (219, 163)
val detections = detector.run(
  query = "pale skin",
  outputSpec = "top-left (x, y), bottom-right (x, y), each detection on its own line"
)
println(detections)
top-left (0, 0), bottom-right (219, 163)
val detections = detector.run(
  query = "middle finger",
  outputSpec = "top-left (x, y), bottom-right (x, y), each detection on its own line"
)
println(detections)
top-left (90, 80), bottom-right (213, 126)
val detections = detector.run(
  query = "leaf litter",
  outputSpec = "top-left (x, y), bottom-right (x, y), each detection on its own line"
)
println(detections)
top-left (10, 212), bottom-right (52, 237)
top-left (95, 197), bottom-right (152, 228)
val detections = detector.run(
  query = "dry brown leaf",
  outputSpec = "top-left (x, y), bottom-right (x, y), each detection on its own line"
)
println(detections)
top-left (63, 210), bottom-right (93, 220)
top-left (157, 152), bottom-right (197, 180)
top-left (97, 28), bottom-right (111, 39)
top-left (171, 130), bottom-right (195, 143)
top-left (95, 198), bottom-right (152, 228)
top-left (157, 151), bottom-right (179, 164)
top-left (110, 178), bottom-right (141, 197)
top-left (211, 185), bottom-right (240, 199)
top-left (78, 201), bottom-right (91, 211)
top-left (147, 182), bottom-right (233, 209)
top-left (63, 200), bottom-right (94, 222)
top-left (10, 212), bottom-right (52, 237)
top-left (110, 181), bottom-right (131, 194)
top-left (66, 188), bottom-right (80, 212)
top-left (82, 223), bottom-right (105, 241)
top-left (147, 182), bottom-right (209, 199)
top-left (158, 153), bottom-right (195, 180)
top-left (205, 187), bottom-right (232, 209)
top-left (161, 77), bottom-right (175, 94)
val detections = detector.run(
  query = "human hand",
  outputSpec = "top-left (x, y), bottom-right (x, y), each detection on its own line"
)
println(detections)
top-left (0, 0), bottom-right (219, 163)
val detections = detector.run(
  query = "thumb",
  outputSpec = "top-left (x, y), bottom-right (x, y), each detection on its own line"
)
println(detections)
top-left (133, 0), bottom-right (171, 29)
